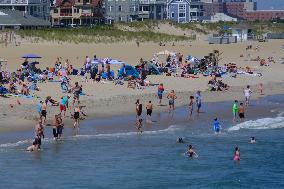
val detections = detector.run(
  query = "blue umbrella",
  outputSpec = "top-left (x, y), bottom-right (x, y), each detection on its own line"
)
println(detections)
top-left (22, 54), bottom-right (42, 59)
top-left (108, 59), bottom-right (125, 65)
top-left (91, 59), bottom-right (103, 64)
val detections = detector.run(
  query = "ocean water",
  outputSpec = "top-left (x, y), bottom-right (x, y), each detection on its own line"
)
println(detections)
top-left (0, 95), bottom-right (284, 188)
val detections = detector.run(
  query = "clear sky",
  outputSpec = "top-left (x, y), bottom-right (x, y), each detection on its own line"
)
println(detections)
top-left (256, 0), bottom-right (284, 10)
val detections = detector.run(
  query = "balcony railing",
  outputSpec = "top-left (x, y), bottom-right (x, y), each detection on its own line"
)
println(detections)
top-left (60, 13), bottom-right (72, 16)
top-left (0, 0), bottom-right (28, 5)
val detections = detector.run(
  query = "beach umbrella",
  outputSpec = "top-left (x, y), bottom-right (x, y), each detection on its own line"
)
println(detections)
top-left (108, 59), bottom-right (125, 65)
top-left (22, 54), bottom-right (42, 59)
top-left (91, 59), bottom-right (103, 64)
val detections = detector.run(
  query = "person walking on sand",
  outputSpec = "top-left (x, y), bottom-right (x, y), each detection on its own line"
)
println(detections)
top-left (59, 95), bottom-right (70, 117)
top-left (188, 96), bottom-right (194, 118)
top-left (157, 83), bottom-right (164, 105)
top-left (232, 100), bottom-right (238, 122)
top-left (146, 101), bottom-right (153, 123)
top-left (244, 85), bottom-right (252, 106)
top-left (195, 91), bottom-right (202, 114)
top-left (167, 90), bottom-right (177, 111)
top-left (135, 99), bottom-right (142, 119)
top-left (72, 82), bottom-right (81, 106)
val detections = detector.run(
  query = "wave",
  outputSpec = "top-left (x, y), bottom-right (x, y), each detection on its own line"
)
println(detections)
top-left (228, 117), bottom-right (284, 131)
top-left (0, 125), bottom-right (181, 148)
top-left (73, 125), bottom-right (181, 139)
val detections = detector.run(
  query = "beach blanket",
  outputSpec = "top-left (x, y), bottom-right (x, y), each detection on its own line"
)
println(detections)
top-left (48, 80), bottom-right (61, 83)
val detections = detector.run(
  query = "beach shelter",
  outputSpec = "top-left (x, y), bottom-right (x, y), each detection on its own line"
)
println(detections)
top-left (186, 55), bottom-right (200, 65)
top-left (118, 65), bottom-right (139, 78)
top-left (144, 61), bottom-right (161, 75)
top-left (22, 54), bottom-right (42, 59)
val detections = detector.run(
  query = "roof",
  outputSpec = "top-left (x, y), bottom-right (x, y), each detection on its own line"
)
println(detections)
top-left (0, 9), bottom-right (50, 27)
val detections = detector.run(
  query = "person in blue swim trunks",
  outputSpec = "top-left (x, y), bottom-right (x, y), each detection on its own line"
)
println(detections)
top-left (213, 118), bottom-right (221, 133)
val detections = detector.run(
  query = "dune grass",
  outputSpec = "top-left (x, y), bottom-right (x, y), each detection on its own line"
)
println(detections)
top-left (16, 24), bottom-right (193, 43)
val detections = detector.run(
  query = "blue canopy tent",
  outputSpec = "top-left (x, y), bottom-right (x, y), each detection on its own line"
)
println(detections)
top-left (118, 65), bottom-right (139, 78)
top-left (22, 54), bottom-right (42, 59)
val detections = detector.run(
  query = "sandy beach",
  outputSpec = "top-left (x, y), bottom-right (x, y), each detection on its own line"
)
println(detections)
top-left (0, 38), bottom-right (284, 132)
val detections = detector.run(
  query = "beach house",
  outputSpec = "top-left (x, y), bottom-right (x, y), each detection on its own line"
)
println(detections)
top-left (167, 0), bottom-right (190, 23)
top-left (50, 0), bottom-right (104, 26)
top-left (167, 0), bottom-right (204, 23)
top-left (103, 0), bottom-right (139, 24)
top-left (138, 0), bottom-right (167, 21)
top-left (0, 0), bottom-right (50, 20)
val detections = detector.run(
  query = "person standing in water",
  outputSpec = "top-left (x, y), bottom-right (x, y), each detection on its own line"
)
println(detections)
top-left (167, 90), bottom-right (177, 111)
top-left (238, 102), bottom-right (245, 122)
top-left (213, 118), bottom-right (221, 133)
top-left (185, 145), bottom-right (198, 158)
top-left (233, 147), bottom-right (240, 161)
top-left (73, 106), bottom-right (87, 130)
top-left (157, 83), bottom-right (164, 105)
top-left (135, 99), bottom-right (142, 119)
top-left (146, 101), bottom-right (153, 123)
top-left (195, 91), bottom-right (202, 114)
top-left (232, 100), bottom-right (238, 122)
top-left (188, 96), bottom-right (194, 118)
top-left (244, 85), bottom-right (252, 106)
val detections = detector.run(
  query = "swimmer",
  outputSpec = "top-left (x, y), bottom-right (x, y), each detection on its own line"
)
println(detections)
top-left (233, 147), bottom-right (240, 161)
top-left (213, 118), bottom-right (221, 133)
top-left (136, 118), bottom-right (143, 134)
top-left (185, 145), bottom-right (198, 158)
top-left (26, 141), bottom-right (39, 152)
top-left (250, 137), bottom-right (256, 143)
top-left (177, 138), bottom-right (184, 143)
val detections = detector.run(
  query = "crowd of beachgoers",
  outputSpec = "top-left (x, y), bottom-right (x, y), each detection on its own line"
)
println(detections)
top-left (0, 43), bottom-right (278, 160)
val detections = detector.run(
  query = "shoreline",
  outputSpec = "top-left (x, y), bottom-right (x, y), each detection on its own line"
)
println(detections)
top-left (0, 92), bottom-right (283, 145)
top-left (0, 82), bottom-right (283, 135)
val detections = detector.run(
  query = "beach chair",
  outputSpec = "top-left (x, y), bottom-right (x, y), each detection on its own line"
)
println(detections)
top-left (0, 86), bottom-right (8, 96)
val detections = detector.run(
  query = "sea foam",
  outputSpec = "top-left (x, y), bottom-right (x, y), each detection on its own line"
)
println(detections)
top-left (228, 117), bottom-right (284, 131)
top-left (73, 125), bottom-right (180, 139)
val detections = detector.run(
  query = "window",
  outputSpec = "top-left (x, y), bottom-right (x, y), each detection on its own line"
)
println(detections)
top-left (109, 6), bottom-right (112, 12)
top-left (118, 5), bottom-right (122, 12)
top-left (54, 9), bottom-right (58, 13)
top-left (179, 13), bottom-right (185, 17)
top-left (179, 4), bottom-right (185, 11)
top-left (171, 12), bottom-right (174, 18)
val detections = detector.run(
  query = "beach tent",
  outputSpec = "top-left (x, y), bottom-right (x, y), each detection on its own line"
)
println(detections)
top-left (22, 54), bottom-right (42, 59)
top-left (118, 65), bottom-right (139, 78)
top-left (186, 55), bottom-right (200, 65)
top-left (144, 61), bottom-right (161, 75)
